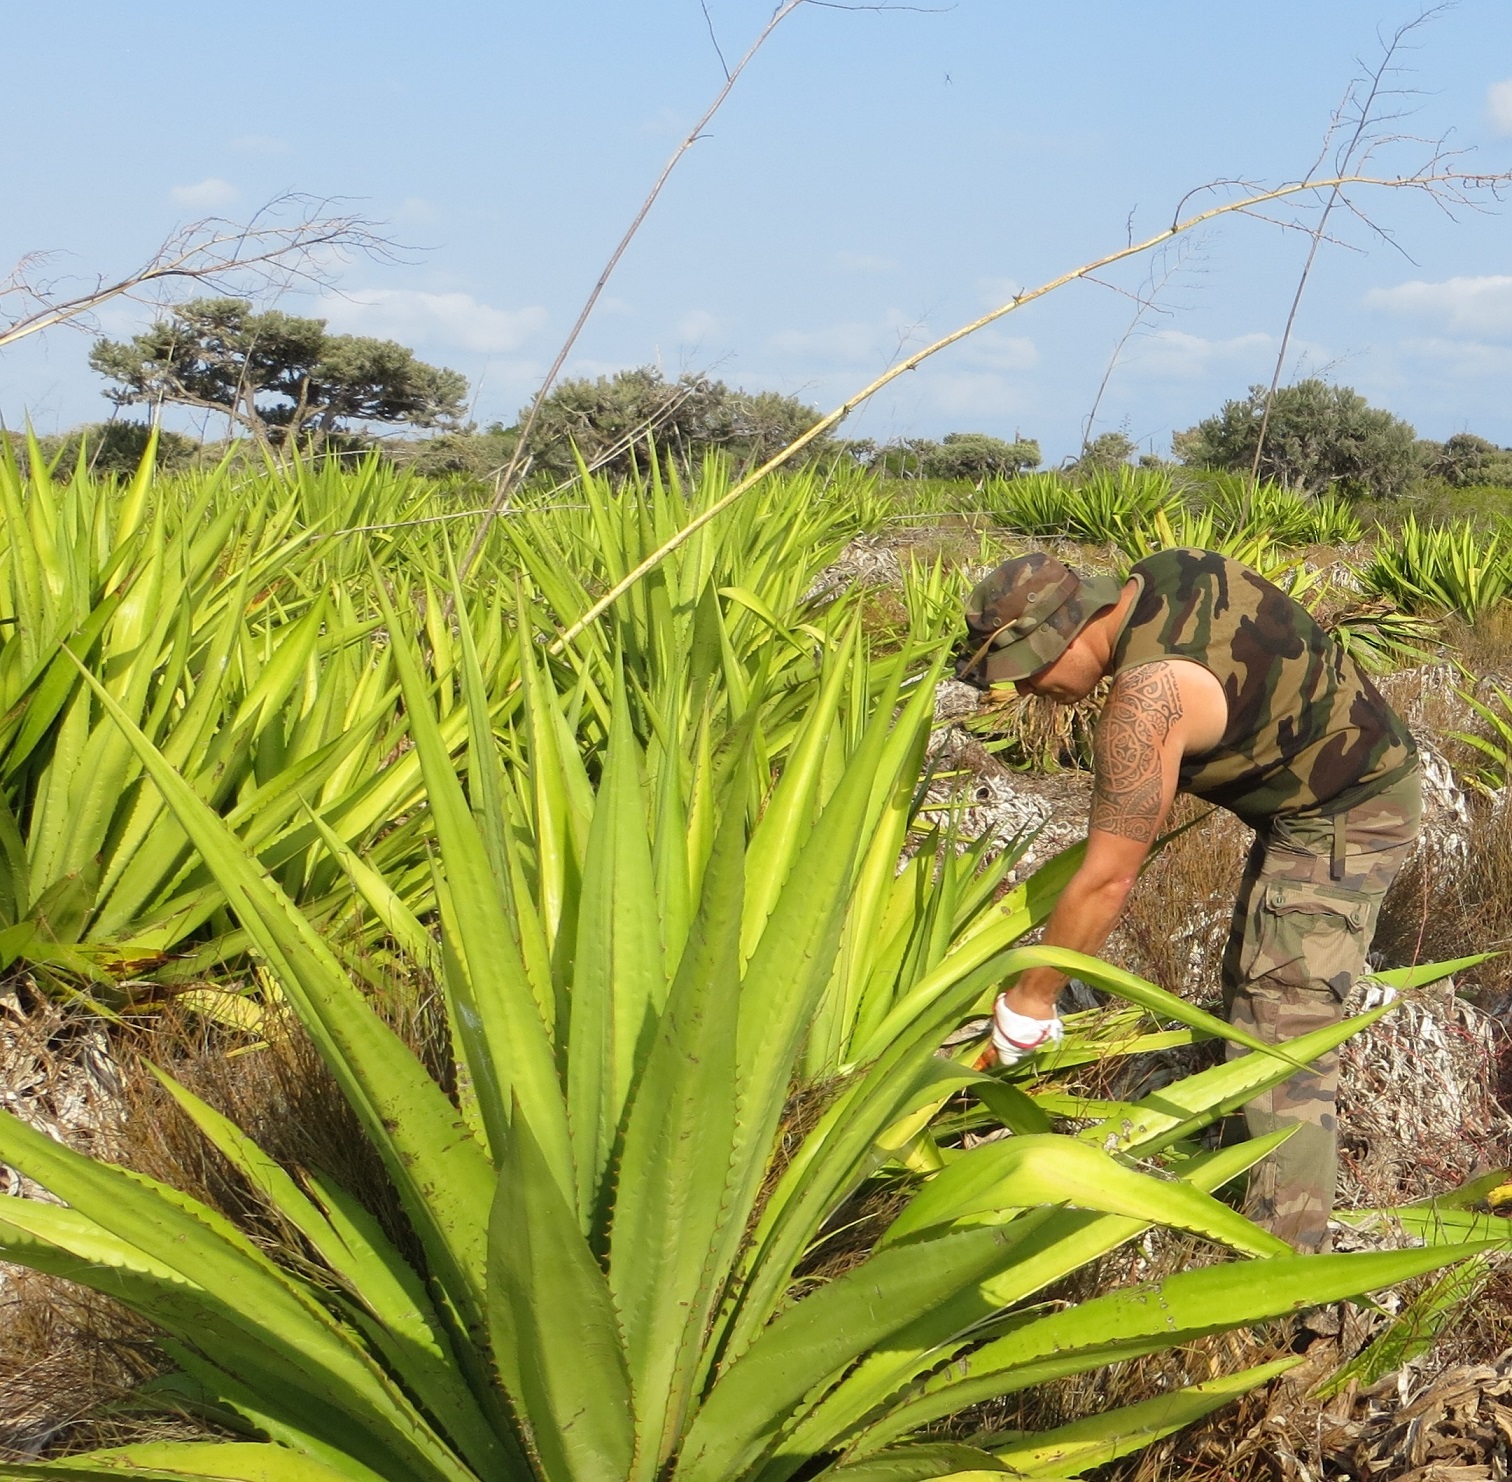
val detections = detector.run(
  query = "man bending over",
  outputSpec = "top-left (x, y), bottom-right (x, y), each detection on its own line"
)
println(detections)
top-left (958, 548), bottom-right (1420, 1251)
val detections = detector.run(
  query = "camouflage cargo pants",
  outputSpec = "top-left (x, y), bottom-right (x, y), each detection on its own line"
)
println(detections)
top-left (1221, 769), bottom-right (1421, 1252)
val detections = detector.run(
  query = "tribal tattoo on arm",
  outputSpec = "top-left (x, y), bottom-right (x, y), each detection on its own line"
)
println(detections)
top-left (1091, 664), bottom-right (1184, 843)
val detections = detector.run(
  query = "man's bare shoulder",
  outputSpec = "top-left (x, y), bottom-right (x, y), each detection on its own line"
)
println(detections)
top-left (1088, 662), bottom-right (1227, 844)
top-left (1108, 658), bottom-right (1226, 755)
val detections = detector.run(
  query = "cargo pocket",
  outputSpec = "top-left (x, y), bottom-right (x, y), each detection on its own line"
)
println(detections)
top-left (1240, 880), bottom-right (1369, 998)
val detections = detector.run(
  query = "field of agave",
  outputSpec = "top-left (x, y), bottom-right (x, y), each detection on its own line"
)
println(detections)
top-left (866, 464), bottom-right (1512, 619)
top-left (0, 438), bottom-right (1507, 1481)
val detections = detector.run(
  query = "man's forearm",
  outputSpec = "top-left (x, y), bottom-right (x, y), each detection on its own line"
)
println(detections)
top-left (1002, 867), bottom-right (1134, 1018)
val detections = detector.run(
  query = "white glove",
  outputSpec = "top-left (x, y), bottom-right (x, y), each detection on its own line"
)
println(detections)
top-left (991, 996), bottom-right (1064, 1068)
top-left (1355, 979), bottom-right (1399, 1012)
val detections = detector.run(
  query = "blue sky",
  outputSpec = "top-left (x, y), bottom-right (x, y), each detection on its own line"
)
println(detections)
top-left (4, 1), bottom-right (1511, 461)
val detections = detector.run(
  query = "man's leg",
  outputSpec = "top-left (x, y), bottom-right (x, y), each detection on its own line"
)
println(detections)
top-left (1222, 773), bottom-right (1421, 1251)
top-left (1225, 976), bottom-right (1343, 1251)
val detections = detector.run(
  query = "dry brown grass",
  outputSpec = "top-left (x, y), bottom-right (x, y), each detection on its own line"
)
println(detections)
top-left (1338, 989), bottom-right (1512, 1209)
top-left (1113, 1329), bottom-right (1512, 1481)
top-left (1115, 799), bottom-right (1254, 1009)
top-left (1433, 1262), bottom-right (1512, 1371)
top-left (1374, 655), bottom-right (1512, 1022)
top-left (0, 973), bottom-right (450, 1458)
top-left (0, 986), bottom-right (126, 1195)
top-left (964, 684), bottom-right (1106, 773)
top-left (0, 1268), bottom-right (213, 1462)
top-left (109, 1002), bottom-right (410, 1255)
top-left (891, 519), bottom-right (997, 572)
top-left (1375, 664), bottom-right (1479, 772)
top-left (1375, 793), bottom-right (1512, 1015)
top-left (1443, 606), bottom-right (1512, 683)
top-left (1059, 1241), bottom-right (1512, 1482)
top-left (0, 986), bottom-right (164, 1458)
top-left (792, 1176), bottom-right (912, 1295)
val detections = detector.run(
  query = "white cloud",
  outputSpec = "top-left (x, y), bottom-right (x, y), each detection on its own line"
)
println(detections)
top-left (677, 309), bottom-right (720, 342)
top-left (170, 177), bottom-right (239, 209)
top-left (835, 250), bottom-right (898, 273)
top-left (1366, 275), bottom-right (1512, 338)
top-left (1122, 329), bottom-right (1276, 380)
top-left (1489, 79), bottom-right (1512, 134)
top-left (314, 290), bottom-right (548, 354)
top-left (1394, 336), bottom-right (1512, 379)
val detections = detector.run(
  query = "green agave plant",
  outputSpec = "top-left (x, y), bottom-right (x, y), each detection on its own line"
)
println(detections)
top-left (0, 436), bottom-right (906, 1004)
top-left (979, 470), bottom-right (1363, 584)
top-left (1303, 491), bottom-right (1364, 547)
top-left (983, 469), bottom-right (1175, 553)
top-left (496, 456), bottom-right (886, 738)
top-left (1203, 478), bottom-right (1363, 550)
top-left (0, 437), bottom-right (453, 995)
top-left (1450, 682), bottom-right (1512, 796)
top-left (1317, 601), bottom-right (1438, 676)
top-left (0, 581), bottom-right (1497, 1482)
top-left (1361, 513), bottom-right (1512, 625)
top-left (1121, 504), bottom-right (1283, 576)
top-left (1055, 468), bottom-right (1175, 550)
top-left (980, 471), bottom-right (1073, 538)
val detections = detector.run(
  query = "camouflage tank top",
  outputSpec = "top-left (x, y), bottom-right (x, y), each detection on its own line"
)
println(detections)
top-left (1111, 549), bottom-right (1417, 824)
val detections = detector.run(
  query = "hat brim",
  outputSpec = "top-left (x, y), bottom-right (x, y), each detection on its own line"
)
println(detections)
top-left (980, 632), bottom-right (1069, 684)
top-left (979, 572), bottom-right (1125, 686)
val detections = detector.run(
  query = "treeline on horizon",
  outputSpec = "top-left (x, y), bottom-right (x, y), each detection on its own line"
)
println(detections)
top-left (8, 290), bottom-right (1511, 508)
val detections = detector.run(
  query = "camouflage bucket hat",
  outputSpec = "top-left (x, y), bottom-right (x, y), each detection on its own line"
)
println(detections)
top-left (960, 553), bottom-right (1124, 685)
